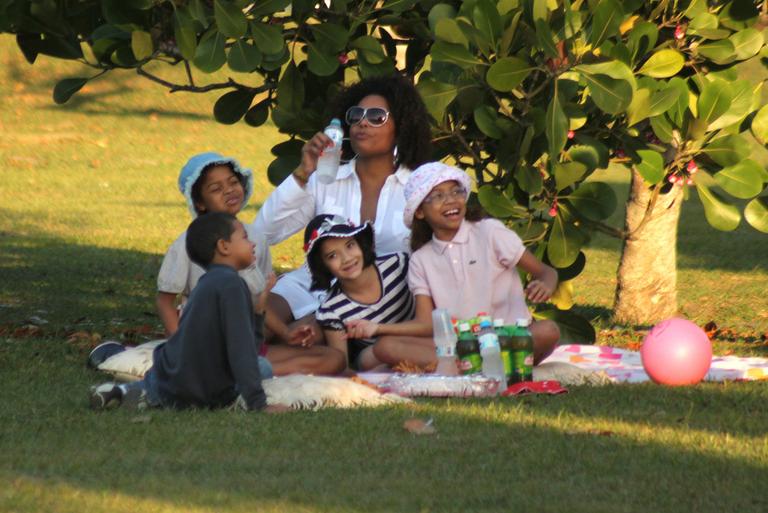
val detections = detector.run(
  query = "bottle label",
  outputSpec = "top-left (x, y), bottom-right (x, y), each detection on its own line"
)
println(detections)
top-left (436, 345), bottom-right (456, 358)
top-left (500, 349), bottom-right (512, 378)
top-left (458, 354), bottom-right (482, 375)
top-left (478, 333), bottom-right (499, 352)
top-left (510, 349), bottom-right (534, 382)
top-left (325, 127), bottom-right (344, 148)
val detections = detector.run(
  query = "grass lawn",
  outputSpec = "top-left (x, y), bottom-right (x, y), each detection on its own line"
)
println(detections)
top-left (1, 35), bottom-right (767, 512)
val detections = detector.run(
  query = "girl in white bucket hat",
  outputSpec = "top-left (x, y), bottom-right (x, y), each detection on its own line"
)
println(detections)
top-left (404, 162), bottom-right (561, 365)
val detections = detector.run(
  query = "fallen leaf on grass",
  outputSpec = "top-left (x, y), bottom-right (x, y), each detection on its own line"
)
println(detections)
top-left (403, 418), bottom-right (436, 435)
top-left (6, 325), bottom-right (44, 338)
top-left (131, 415), bottom-right (152, 424)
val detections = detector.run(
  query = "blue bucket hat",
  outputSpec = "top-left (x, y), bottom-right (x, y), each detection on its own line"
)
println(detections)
top-left (178, 152), bottom-right (254, 217)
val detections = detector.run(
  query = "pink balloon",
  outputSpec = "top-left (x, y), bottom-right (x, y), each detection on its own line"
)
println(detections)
top-left (641, 318), bottom-right (712, 386)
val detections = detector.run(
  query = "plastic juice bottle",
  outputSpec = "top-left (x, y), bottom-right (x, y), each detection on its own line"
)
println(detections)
top-left (456, 322), bottom-right (482, 375)
top-left (494, 318), bottom-right (513, 385)
top-left (432, 308), bottom-right (458, 376)
top-left (315, 119), bottom-right (344, 184)
top-left (477, 315), bottom-right (506, 389)
top-left (509, 318), bottom-right (534, 383)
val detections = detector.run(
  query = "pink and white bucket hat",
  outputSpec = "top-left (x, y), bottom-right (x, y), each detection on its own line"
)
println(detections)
top-left (403, 162), bottom-right (473, 228)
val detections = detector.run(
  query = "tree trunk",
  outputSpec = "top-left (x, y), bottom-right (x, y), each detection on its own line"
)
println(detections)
top-left (613, 169), bottom-right (683, 325)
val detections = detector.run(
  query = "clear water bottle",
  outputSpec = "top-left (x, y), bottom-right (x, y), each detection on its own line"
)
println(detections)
top-left (477, 315), bottom-right (506, 391)
top-left (315, 118), bottom-right (344, 184)
top-left (432, 308), bottom-right (458, 376)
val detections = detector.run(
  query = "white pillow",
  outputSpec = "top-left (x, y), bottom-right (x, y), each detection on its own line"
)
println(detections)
top-left (96, 341), bottom-right (410, 409)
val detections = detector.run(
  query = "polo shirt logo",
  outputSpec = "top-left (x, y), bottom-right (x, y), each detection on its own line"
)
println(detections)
top-left (468, 259), bottom-right (477, 265)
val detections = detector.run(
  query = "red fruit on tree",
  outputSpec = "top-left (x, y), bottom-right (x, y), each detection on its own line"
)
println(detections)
top-left (338, 53), bottom-right (349, 65)
top-left (674, 25), bottom-right (686, 40)
top-left (567, 130), bottom-right (575, 139)
top-left (687, 160), bottom-right (698, 174)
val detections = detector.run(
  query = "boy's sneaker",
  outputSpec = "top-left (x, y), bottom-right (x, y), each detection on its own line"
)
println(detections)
top-left (89, 383), bottom-right (148, 411)
top-left (87, 341), bottom-right (126, 369)
top-left (90, 383), bottom-right (123, 410)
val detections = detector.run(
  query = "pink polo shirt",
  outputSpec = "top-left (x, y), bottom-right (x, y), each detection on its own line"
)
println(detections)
top-left (408, 218), bottom-right (531, 323)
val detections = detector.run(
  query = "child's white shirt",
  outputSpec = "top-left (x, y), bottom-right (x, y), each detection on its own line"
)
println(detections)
top-left (157, 224), bottom-right (272, 306)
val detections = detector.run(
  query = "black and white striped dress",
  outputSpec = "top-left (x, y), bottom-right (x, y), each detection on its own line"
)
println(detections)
top-left (316, 253), bottom-right (415, 346)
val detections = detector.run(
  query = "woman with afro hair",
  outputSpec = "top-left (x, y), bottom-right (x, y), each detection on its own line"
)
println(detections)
top-left (253, 74), bottom-right (433, 347)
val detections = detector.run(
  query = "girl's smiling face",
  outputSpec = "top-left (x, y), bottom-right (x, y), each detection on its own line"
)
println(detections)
top-left (320, 236), bottom-right (365, 282)
top-left (414, 180), bottom-right (467, 239)
top-left (194, 165), bottom-right (245, 216)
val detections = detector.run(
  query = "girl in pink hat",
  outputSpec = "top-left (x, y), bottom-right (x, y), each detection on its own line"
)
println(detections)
top-left (404, 162), bottom-right (561, 364)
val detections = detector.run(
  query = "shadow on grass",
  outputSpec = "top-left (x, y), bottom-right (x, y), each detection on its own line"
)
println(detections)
top-left (0, 231), bottom-right (159, 333)
top-left (0, 341), bottom-right (766, 513)
top-left (582, 187), bottom-right (768, 273)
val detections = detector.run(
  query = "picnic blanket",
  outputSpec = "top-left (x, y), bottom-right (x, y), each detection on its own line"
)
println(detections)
top-left (544, 344), bottom-right (768, 383)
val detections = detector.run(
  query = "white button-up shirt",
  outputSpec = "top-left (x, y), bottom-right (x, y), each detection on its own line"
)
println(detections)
top-left (252, 160), bottom-right (412, 254)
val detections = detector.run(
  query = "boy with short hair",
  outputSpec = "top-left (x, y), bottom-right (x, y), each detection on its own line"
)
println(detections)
top-left (90, 212), bottom-right (287, 413)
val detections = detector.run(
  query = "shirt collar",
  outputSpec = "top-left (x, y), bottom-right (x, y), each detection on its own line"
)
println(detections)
top-left (336, 160), bottom-right (411, 184)
top-left (430, 219), bottom-right (470, 255)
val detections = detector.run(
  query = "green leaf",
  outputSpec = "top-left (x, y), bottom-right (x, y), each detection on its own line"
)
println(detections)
top-left (310, 23), bottom-right (348, 52)
top-left (564, 182), bottom-right (616, 221)
top-left (430, 40), bottom-right (479, 68)
top-left (688, 12), bottom-right (718, 32)
top-left (554, 161), bottom-right (588, 191)
top-left (545, 84), bottom-right (568, 158)
top-left (697, 39), bottom-right (736, 64)
top-left (701, 135), bottom-right (750, 167)
top-left (193, 31), bottom-right (226, 73)
top-left (307, 44), bottom-right (339, 76)
top-left (189, 0), bottom-right (209, 24)
top-left (214, 0), bottom-right (247, 38)
top-left (53, 77), bottom-right (88, 104)
top-left (417, 77), bottom-right (457, 122)
top-left (667, 77), bottom-right (689, 127)
top-left (457, 19), bottom-right (493, 57)
top-left (267, 155), bottom-right (301, 186)
top-left (707, 80), bottom-right (754, 131)
top-left (729, 28), bottom-right (764, 60)
top-left (751, 104), bottom-right (768, 145)
top-left (589, 0), bottom-right (622, 48)
top-left (213, 89), bottom-right (255, 124)
top-left (574, 61), bottom-right (637, 91)
top-left (568, 144), bottom-right (600, 171)
top-left (638, 49), bottom-right (684, 78)
top-left (533, 307), bottom-right (596, 344)
top-left (473, 105), bottom-right (502, 139)
top-left (515, 166), bottom-right (543, 195)
top-left (130, 30), bottom-right (153, 61)
top-left (580, 72), bottom-right (633, 114)
top-left (650, 114), bottom-right (674, 143)
top-left (648, 86), bottom-right (681, 118)
top-left (547, 214), bottom-right (586, 268)
top-left (486, 57), bottom-right (534, 92)
top-left (477, 185), bottom-right (522, 218)
top-left (694, 175), bottom-right (741, 231)
top-left (244, 100), bottom-right (270, 127)
top-left (627, 21), bottom-right (658, 63)
top-left (352, 35), bottom-right (386, 64)
top-left (473, 0), bottom-right (502, 43)
top-left (174, 14), bottom-right (197, 61)
top-left (227, 40), bottom-right (262, 72)
top-left (713, 160), bottom-right (765, 199)
top-left (626, 88), bottom-right (651, 126)
top-left (635, 149), bottom-right (664, 184)
top-left (250, 0), bottom-right (291, 16)
top-left (381, 0), bottom-right (418, 13)
top-left (745, 197), bottom-right (768, 233)
top-left (277, 61), bottom-right (304, 113)
top-left (428, 3), bottom-right (457, 33)
top-left (535, 18), bottom-right (559, 59)
top-left (697, 78), bottom-right (732, 125)
top-left (250, 22), bottom-right (284, 55)
top-left (435, 18), bottom-right (469, 47)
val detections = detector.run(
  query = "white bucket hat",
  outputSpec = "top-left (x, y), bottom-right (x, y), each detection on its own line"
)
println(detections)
top-left (402, 162), bottom-right (472, 228)
top-left (178, 152), bottom-right (254, 217)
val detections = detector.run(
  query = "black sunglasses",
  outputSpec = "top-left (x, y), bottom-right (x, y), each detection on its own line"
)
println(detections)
top-left (345, 106), bottom-right (390, 127)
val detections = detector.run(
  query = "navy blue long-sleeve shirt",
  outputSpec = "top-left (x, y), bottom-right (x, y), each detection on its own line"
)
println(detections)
top-left (153, 264), bottom-right (267, 410)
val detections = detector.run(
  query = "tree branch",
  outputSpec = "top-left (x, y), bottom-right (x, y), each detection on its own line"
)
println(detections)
top-left (136, 66), bottom-right (274, 94)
